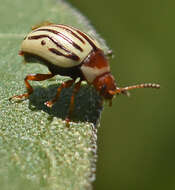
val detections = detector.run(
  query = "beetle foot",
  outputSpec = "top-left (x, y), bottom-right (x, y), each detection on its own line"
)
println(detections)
top-left (65, 117), bottom-right (70, 127)
top-left (9, 93), bottom-right (29, 101)
top-left (44, 101), bottom-right (53, 108)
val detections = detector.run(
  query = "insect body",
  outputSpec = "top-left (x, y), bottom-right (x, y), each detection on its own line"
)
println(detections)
top-left (10, 23), bottom-right (160, 123)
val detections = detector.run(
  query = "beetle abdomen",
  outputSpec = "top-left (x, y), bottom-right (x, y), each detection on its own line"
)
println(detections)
top-left (21, 24), bottom-right (101, 68)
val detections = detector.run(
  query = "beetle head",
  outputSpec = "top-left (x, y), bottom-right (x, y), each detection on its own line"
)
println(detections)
top-left (93, 72), bottom-right (160, 104)
top-left (93, 73), bottom-right (117, 100)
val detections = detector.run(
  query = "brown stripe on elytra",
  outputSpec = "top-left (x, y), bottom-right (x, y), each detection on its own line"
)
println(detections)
top-left (34, 28), bottom-right (83, 52)
top-left (83, 49), bottom-right (109, 69)
top-left (60, 25), bottom-right (98, 50)
top-left (74, 29), bottom-right (98, 50)
top-left (28, 35), bottom-right (72, 54)
top-left (52, 25), bottom-right (85, 44)
top-left (28, 35), bottom-right (80, 61)
top-left (49, 48), bottom-right (80, 61)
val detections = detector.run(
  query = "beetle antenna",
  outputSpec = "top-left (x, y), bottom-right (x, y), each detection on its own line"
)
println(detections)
top-left (109, 83), bottom-right (160, 95)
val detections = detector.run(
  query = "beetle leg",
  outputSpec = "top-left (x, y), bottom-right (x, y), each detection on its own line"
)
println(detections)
top-left (9, 73), bottom-right (55, 100)
top-left (45, 79), bottom-right (74, 108)
top-left (65, 80), bottom-right (82, 124)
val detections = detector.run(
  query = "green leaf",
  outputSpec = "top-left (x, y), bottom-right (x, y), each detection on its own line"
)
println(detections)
top-left (0, 0), bottom-right (109, 189)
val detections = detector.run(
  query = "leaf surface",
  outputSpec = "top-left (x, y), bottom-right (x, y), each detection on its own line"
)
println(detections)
top-left (0, 0), bottom-right (109, 189)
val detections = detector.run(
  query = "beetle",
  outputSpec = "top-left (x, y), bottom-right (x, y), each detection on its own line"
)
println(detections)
top-left (9, 22), bottom-right (160, 123)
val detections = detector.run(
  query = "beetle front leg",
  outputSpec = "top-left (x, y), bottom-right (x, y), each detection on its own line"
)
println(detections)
top-left (9, 73), bottom-right (55, 101)
top-left (45, 79), bottom-right (74, 108)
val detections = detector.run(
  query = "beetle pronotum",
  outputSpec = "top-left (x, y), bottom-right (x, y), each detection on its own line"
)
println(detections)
top-left (9, 22), bottom-right (160, 123)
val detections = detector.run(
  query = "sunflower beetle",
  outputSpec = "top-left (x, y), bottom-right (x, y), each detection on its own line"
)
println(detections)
top-left (9, 22), bottom-right (160, 123)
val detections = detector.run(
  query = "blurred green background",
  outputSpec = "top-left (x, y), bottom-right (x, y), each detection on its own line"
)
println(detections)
top-left (71, 0), bottom-right (174, 190)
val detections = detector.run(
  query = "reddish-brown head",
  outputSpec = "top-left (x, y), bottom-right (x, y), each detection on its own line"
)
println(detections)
top-left (93, 72), bottom-right (160, 104)
top-left (93, 72), bottom-right (160, 102)
top-left (93, 72), bottom-right (117, 100)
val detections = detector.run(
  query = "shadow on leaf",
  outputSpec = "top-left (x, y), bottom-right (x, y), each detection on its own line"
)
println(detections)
top-left (28, 84), bottom-right (103, 126)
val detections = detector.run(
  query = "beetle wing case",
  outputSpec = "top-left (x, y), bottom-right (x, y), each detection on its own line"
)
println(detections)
top-left (21, 24), bottom-right (101, 68)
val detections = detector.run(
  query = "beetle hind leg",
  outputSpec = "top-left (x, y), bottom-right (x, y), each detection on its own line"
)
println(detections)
top-left (9, 73), bottom-right (55, 101)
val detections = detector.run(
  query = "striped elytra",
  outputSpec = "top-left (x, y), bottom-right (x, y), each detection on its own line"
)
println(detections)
top-left (21, 24), bottom-right (101, 68)
top-left (10, 23), bottom-right (160, 124)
